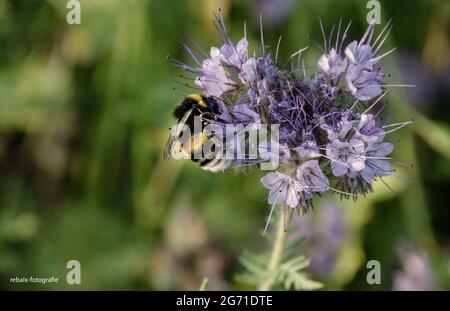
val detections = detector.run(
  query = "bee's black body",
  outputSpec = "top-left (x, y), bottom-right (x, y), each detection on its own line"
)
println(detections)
top-left (164, 94), bottom-right (230, 172)
top-left (173, 95), bottom-right (219, 121)
top-left (173, 95), bottom-right (220, 132)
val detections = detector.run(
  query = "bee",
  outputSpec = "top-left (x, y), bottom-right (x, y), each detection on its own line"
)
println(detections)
top-left (163, 94), bottom-right (230, 172)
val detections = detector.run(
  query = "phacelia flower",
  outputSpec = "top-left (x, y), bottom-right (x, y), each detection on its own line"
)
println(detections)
top-left (355, 113), bottom-right (386, 143)
top-left (360, 142), bottom-right (393, 183)
top-left (168, 12), bottom-right (412, 216)
top-left (345, 65), bottom-right (385, 100)
top-left (326, 139), bottom-right (366, 177)
top-left (297, 160), bottom-right (330, 194)
top-left (318, 48), bottom-right (348, 84)
top-left (295, 140), bottom-right (321, 160)
top-left (261, 171), bottom-right (312, 209)
top-left (195, 47), bottom-right (234, 97)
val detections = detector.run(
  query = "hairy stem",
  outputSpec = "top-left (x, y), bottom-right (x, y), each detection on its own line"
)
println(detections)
top-left (258, 210), bottom-right (292, 291)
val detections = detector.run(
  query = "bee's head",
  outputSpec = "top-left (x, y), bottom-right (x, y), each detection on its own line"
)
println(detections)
top-left (205, 96), bottom-right (220, 114)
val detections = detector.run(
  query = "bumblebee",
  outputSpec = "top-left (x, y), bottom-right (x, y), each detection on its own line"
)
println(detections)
top-left (163, 94), bottom-right (230, 172)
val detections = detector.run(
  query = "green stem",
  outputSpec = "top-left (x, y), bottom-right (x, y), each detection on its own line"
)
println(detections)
top-left (258, 210), bottom-right (292, 291)
top-left (199, 278), bottom-right (209, 291)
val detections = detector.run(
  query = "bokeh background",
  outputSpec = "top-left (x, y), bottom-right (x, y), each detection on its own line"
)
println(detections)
top-left (0, 0), bottom-right (449, 290)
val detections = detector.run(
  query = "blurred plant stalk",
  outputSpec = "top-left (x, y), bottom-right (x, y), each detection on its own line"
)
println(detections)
top-left (258, 210), bottom-right (292, 291)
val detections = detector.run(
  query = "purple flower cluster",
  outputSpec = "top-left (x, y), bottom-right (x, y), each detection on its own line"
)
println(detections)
top-left (171, 13), bottom-right (412, 214)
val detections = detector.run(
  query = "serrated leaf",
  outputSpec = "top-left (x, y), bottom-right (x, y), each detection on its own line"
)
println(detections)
top-left (236, 231), bottom-right (321, 291)
top-left (285, 271), bottom-right (323, 290)
top-left (272, 255), bottom-right (322, 291)
top-left (239, 251), bottom-right (268, 277)
top-left (283, 256), bottom-right (310, 272)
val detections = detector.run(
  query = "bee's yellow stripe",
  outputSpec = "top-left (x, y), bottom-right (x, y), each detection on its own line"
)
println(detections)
top-left (187, 94), bottom-right (207, 108)
top-left (181, 133), bottom-right (209, 154)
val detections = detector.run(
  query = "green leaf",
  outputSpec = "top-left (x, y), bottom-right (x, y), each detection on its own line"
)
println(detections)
top-left (273, 256), bottom-right (323, 291)
top-left (238, 250), bottom-right (269, 279)
top-left (236, 239), bottom-right (322, 291)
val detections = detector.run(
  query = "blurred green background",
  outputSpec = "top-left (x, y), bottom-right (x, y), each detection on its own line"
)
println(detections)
top-left (0, 0), bottom-right (449, 290)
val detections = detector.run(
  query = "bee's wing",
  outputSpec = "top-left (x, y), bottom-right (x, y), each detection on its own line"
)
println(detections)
top-left (163, 135), bottom-right (176, 160)
top-left (163, 108), bottom-right (194, 160)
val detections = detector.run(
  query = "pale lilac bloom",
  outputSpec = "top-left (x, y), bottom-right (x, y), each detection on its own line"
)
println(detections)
top-left (241, 58), bottom-right (258, 83)
top-left (295, 140), bottom-right (321, 160)
top-left (318, 48), bottom-right (348, 83)
top-left (261, 172), bottom-right (309, 208)
top-left (345, 41), bottom-right (377, 70)
top-left (341, 19), bottom-right (395, 101)
top-left (195, 47), bottom-right (234, 97)
top-left (344, 16), bottom-right (392, 71)
top-left (195, 36), bottom-right (249, 97)
top-left (326, 139), bottom-right (366, 177)
top-left (297, 160), bottom-right (330, 193)
top-left (360, 142), bottom-right (393, 183)
top-left (355, 113), bottom-right (386, 143)
top-left (345, 64), bottom-right (384, 101)
top-left (344, 17), bottom-right (393, 71)
top-left (321, 119), bottom-right (354, 141)
top-left (220, 37), bottom-right (249, 70)
top-left (316, 19), bottom-right (393, 101)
